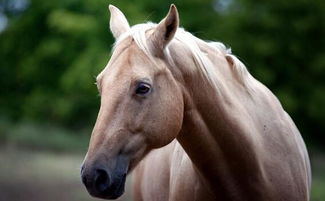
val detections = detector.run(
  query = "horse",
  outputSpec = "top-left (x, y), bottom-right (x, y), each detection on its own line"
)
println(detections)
top-left (81, 4), bottom-right (311, 201)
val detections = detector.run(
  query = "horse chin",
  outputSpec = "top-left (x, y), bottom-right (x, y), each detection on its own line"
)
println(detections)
top-left (101, 173), bottom-right (127, 200)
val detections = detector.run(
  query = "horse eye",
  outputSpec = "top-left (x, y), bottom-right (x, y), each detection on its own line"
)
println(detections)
top-left (135, 82), bottom-right (151, 96)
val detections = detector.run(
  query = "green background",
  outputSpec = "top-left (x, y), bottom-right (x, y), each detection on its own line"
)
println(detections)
top-left (0, 0), bottom-right (324, 200)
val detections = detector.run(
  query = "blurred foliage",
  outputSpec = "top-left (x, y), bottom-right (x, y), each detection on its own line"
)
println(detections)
top-left (0, 0), bottom-right (324, 146)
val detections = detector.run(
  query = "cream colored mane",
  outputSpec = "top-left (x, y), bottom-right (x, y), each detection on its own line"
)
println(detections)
top-left (115, 22), bottom-right (255, 91)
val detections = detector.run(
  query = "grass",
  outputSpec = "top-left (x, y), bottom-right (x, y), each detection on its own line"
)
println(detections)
top-left (0, 147), bottom-right (132, 201)
top-left (310, 149), bottom-right (325, 201)
top-left (0, 120), bottom-right (133, 201)
top-left (0, 119), bottom-right (90, 153)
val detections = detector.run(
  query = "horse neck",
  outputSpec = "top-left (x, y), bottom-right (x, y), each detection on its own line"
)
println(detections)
top-left (168, 40), bottom-right (265, 199)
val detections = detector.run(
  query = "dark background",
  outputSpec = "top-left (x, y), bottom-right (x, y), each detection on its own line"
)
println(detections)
top-left (0, 0), bottom-right (324, 200)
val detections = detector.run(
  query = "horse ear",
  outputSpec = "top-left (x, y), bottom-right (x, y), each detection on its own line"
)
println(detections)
top-left (150, 4), bottom-right (179, 53)
top-left (109, 5), bottom-right (130, 39)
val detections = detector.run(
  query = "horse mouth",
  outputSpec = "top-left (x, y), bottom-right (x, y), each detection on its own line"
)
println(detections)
top-left (105, 173), bottom-right (127, 199)
top-left (85, 170), bottom-right (127, 200)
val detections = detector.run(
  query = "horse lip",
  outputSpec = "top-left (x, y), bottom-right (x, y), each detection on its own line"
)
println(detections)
top-left (109, 155), bottom-right (128, 198)
top-left (99, 172), bottom-right (127, 199)
top-left (113, 174), bottom-right (127, 198)
top-left (101, 154), bottom-right (129, 199)
top-left (117, 173), bottom-right (127, 192)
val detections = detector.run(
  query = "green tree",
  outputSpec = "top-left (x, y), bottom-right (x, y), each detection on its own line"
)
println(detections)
top-left (0, 0), bottom-right (324, 146)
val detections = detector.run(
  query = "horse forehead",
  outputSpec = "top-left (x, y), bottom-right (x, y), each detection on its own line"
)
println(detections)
top-left (98, 40), bottom-right (154, 83)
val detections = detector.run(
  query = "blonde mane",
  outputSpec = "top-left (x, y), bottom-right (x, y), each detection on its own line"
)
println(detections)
top-left (115, 22), bottom-right (255, 92)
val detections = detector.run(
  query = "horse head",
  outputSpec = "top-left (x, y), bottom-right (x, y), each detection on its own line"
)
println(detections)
top-left (81, 5), bottom-right (184, 199)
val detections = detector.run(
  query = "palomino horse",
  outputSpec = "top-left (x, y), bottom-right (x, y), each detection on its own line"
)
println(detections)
top-left (81, 4), bottom-right (311, 201)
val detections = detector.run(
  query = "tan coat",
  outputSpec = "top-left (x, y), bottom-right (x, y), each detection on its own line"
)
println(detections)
top-left (81, 5), bottom-right (311, 201)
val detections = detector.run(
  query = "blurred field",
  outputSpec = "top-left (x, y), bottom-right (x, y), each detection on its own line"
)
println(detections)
top-left (0, 145), bottom-right (324, 201)
top-left (0, 147), bottom-right (132, 201)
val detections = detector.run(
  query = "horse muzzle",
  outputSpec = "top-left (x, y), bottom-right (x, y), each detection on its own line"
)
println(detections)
top-left (81, 155), bottom-right (129, 199)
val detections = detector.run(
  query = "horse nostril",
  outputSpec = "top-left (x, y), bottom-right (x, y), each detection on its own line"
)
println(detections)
top-left (95, 169), bottom-right (111, 193)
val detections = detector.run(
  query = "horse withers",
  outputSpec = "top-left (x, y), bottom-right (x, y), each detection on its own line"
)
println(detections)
top-left (81, 4), bottom-right (311, 201)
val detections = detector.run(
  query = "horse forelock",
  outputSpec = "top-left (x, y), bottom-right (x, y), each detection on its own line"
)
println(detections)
top-left (113, 22), bottom-right (255, 92)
